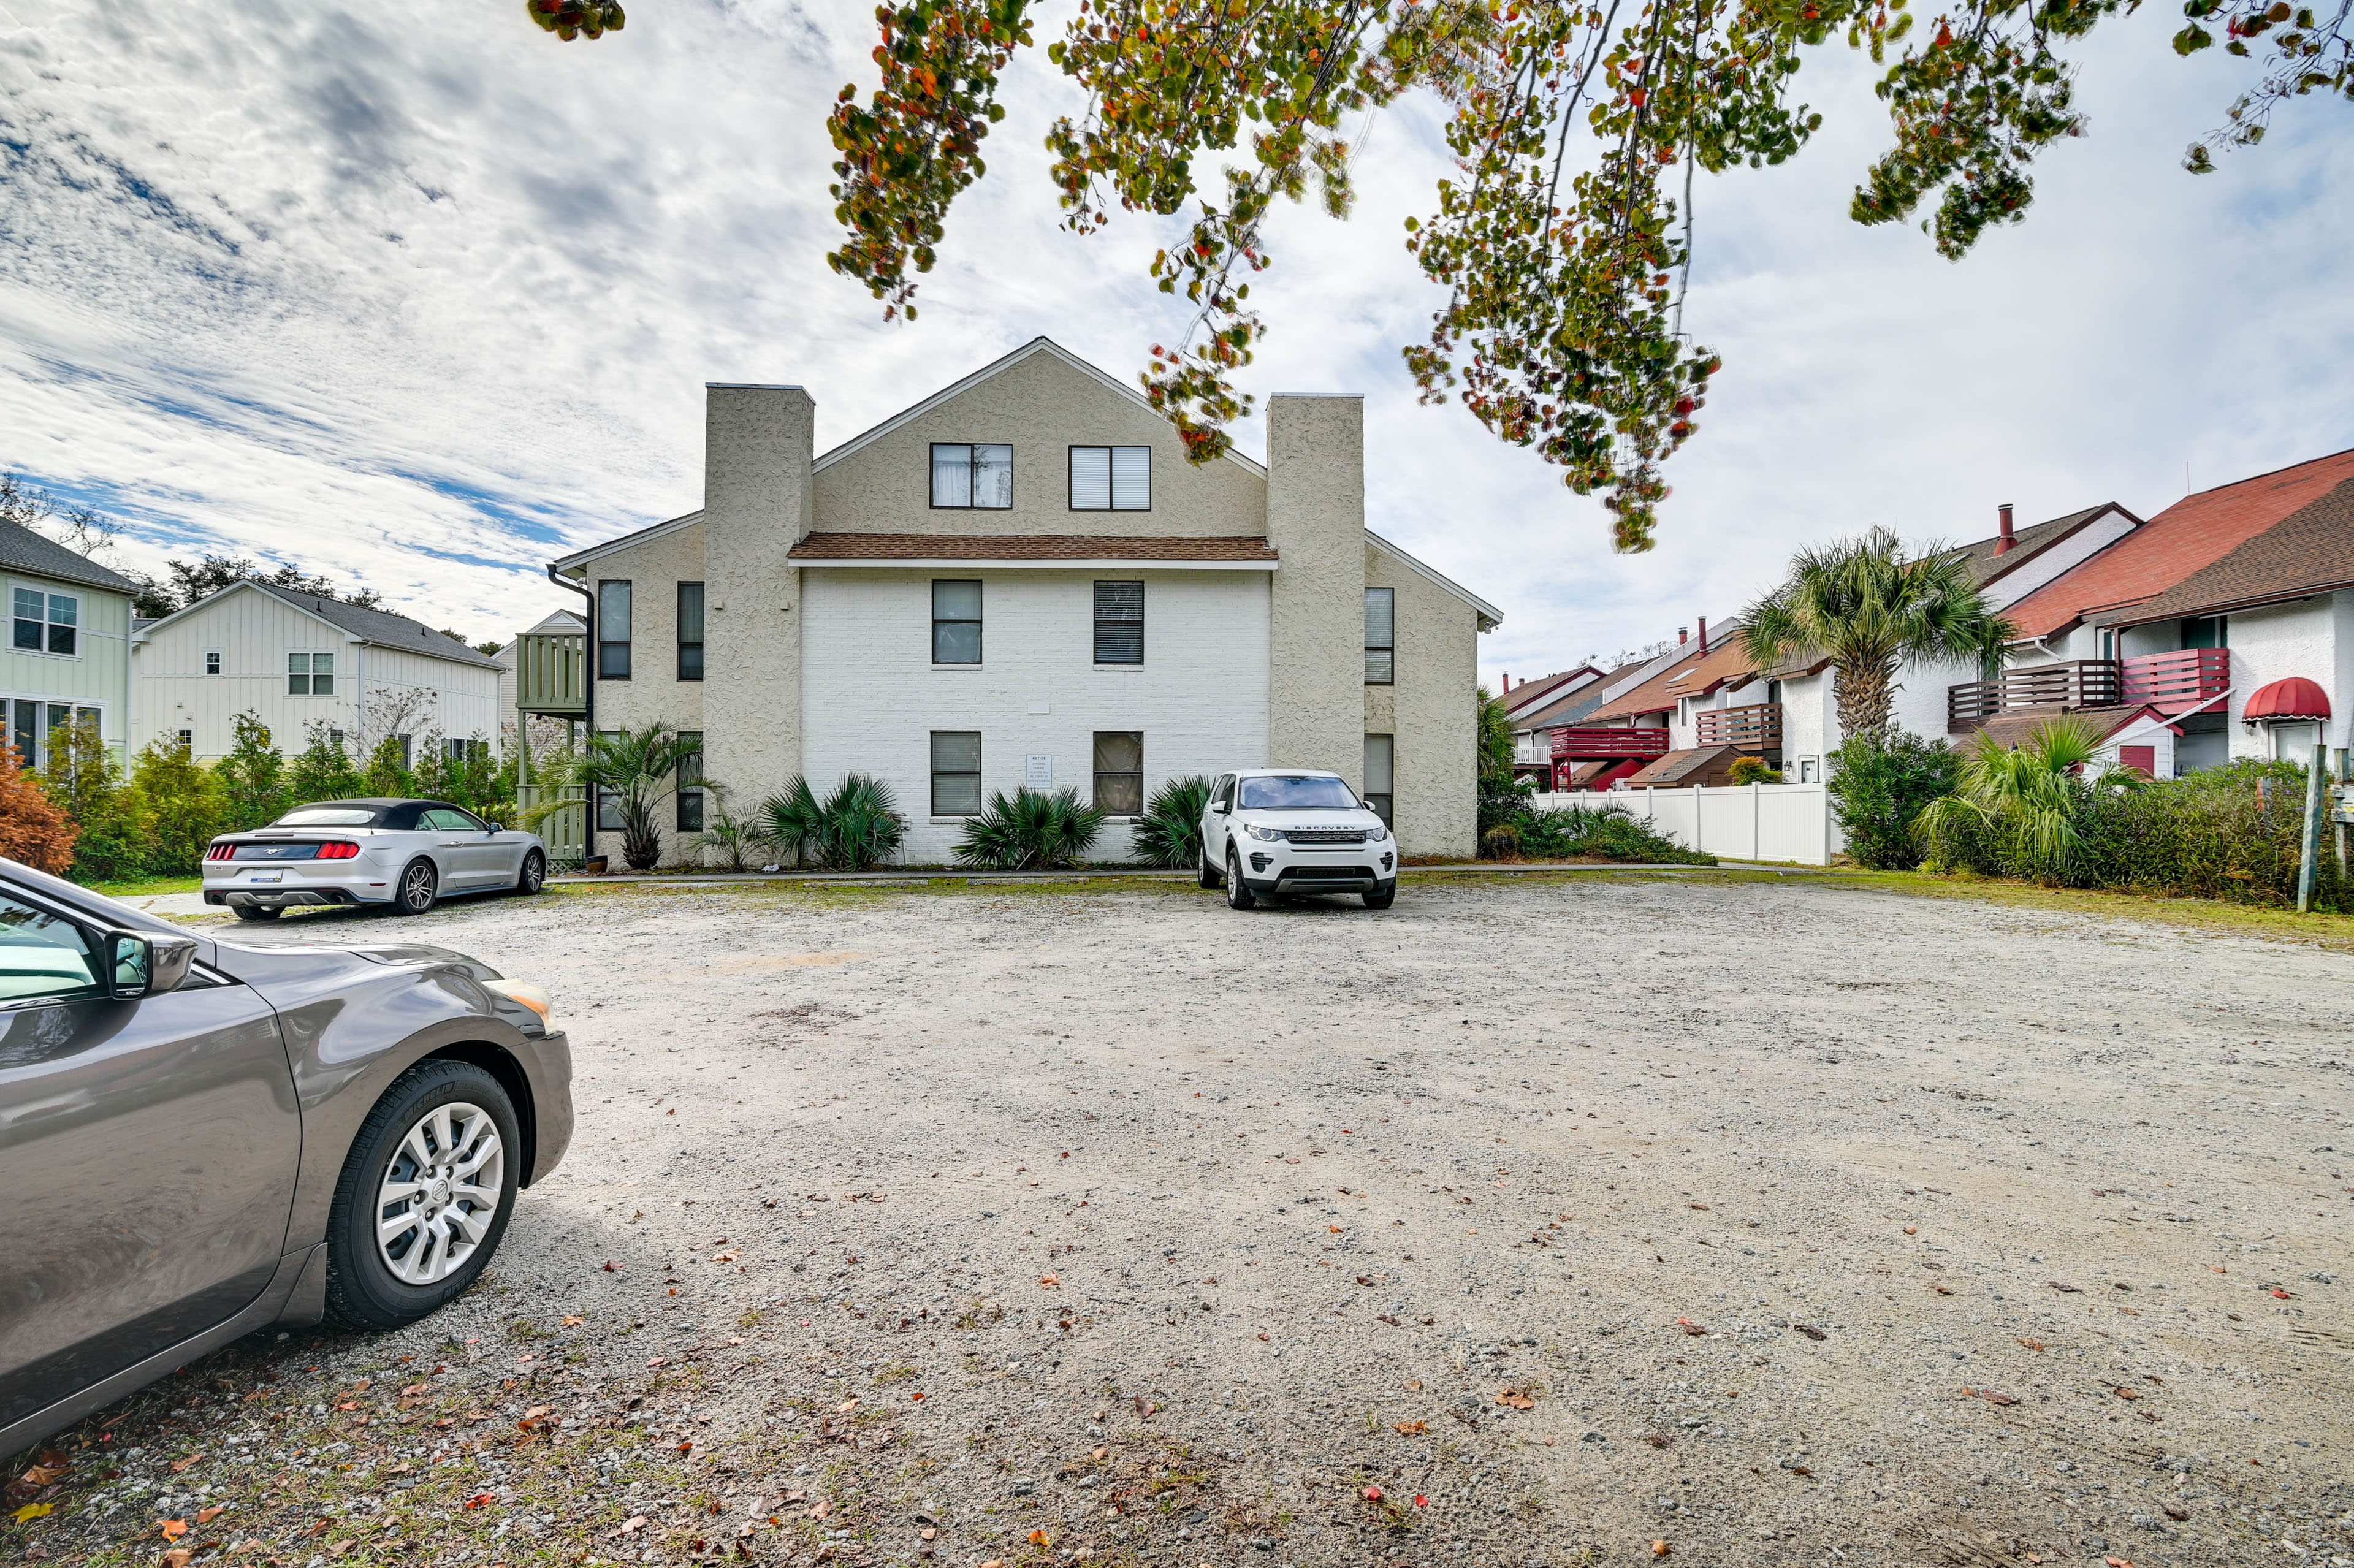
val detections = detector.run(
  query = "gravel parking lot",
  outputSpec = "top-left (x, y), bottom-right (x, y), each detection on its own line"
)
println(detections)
top-left (13, 872), bottom-right (2354, 1568)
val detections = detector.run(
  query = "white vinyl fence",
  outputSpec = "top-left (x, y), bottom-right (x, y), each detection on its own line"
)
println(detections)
top-left (1530, 783), bottom-right (1845, 866)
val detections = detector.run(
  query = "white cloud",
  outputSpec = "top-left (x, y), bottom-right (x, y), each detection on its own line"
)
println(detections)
top-left (1, 0), bottom-right (2347, 673)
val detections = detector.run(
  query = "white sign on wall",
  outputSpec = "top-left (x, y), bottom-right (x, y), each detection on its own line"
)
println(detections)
top-left (1024, 753), bottom-right (1053, 790)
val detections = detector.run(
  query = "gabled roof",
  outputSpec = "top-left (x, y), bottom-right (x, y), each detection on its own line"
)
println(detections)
top-left (552, 510), bottom-right (703, 576)
top-left (0, 518), bottom-right (141, 596)
top-left (1500, 668), bottom-right (1600, 717)
top-left (1623, 745), bottom-right (1739, 788)
top-left (135, 580), bottom-right (505, 669)
top-left (811, 337), bottom-right (1270, 480)
top-left (2092, 475), bottom-right (2354, 628)
top-left (1514, 657), bottom-right (1664, 729)
top-left (1659, 633), bottom-right (1757, 699)
top-left (2003, 447), bottom-right (2354, 640)
top-left (1583, 640), bottom-right (1720, 722)
top-left (1963, 704), bottom-right (2178, 752)
top-left (1368, 531), bottom-right (1503, 631)
top-left (1949, 503), bottom-right (2139, 590)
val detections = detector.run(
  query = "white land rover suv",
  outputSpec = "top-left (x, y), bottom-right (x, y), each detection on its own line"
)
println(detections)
top-left (1198, 769), bottom-right (1397, 910)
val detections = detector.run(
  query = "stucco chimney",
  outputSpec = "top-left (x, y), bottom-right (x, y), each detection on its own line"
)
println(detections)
top-left (1266, 395), bottom-right (1366, 785)
top-left (1995, 502), bottom-right (2016, 555)
top-left (703, 381), bottom-right (815, 801)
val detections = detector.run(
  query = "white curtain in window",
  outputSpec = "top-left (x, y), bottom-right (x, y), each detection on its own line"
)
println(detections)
top-left (1110, 446), bottom-right (1150, 509)
top-left (1069, 447), bottom-right (1110, 510)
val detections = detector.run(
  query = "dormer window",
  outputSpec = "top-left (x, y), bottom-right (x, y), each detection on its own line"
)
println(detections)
top-left (931, 443), bottom-right (1013, 509)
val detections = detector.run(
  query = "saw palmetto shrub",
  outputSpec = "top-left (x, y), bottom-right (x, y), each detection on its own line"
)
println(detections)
top-left (953, 787), bottom-right (1105, 872)
top-left (1131, 774), bottom-right (1211, 869)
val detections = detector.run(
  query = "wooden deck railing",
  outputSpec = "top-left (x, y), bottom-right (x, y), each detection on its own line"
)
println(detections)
top-left (1694, 702), bottom-right (1782, 750)
top-left (2121, 647), bottom-right (2230, 710)
top-left (1549, 726), bottom-right (1672, 761)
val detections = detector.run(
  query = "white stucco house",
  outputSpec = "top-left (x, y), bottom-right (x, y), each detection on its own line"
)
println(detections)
top-left (535, 337), bottom-right (1502, 866)
top-left (132, 581), bottom-right (506, 763)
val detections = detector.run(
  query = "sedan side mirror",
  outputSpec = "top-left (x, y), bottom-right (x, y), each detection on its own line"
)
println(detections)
top-left (105, 930), bottom-right (201, 1000)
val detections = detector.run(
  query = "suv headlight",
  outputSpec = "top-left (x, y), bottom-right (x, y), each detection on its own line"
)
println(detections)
top-left (1365, 821), bottom-right (1390, 842)
top-left (1243, 824), bottom-right (1287, 843)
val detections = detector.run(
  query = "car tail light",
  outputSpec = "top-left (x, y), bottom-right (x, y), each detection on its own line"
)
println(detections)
top-left (316, 841), bottom-right (362, 860)
top-left (205, 843), bottom-right (235, 861)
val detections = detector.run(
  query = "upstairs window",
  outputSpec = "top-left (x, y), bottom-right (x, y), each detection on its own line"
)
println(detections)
top-left (287, 653), bottom-right (335, 696)
top-left (204, 651), bottom-right (221, 676)
top-left (1093, 731), bottom-right (1143, 815)
top-left (1364, 587), bottom-right (1395, 684)
top-left (1069, 446), bottom-right (1150, 510)
top-left (1093, 580), bottom-right (1144, 665)
top-left (931, 443), bottom-right (1013, 509)
top-left (598, 580), bottom-right (632, 680)
top-left (932, 580), bottom-right (982, 664)
top-left (13, 588), bottom-right (77, 656)
top-left (677, 582), bottom-right (705, 681)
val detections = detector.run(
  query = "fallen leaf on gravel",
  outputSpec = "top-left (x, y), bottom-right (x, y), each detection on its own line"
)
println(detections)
top-left (834, 1399), bottom-right (859, 1413)
top-left (1903, 1226), bottom-right (1917, 1236)
top-left (463, 1493), bottom-right (496, 1510)
top-left (163, 1551), bottom-right (192, 1568)
top-left (1413, 1494), bottom-right (1428, 1507)
top-left (170, 1453), bottom-right (204, 1473)
top-left (1792, 1325), bottom-right (1827, 1341)
top-left (1394, 1421), bottom-right (1427, 1435)
top-left (1377, 1314), bottom-right (1401, 1326)
top-left (1029, 1529), bottom-right (1052, 1546)
top-left (1039, 1274), bottom-right (1060, 1288)
top-left (1688, 1203), bottom-right (1708, 1211)
top-left (602, 1262), bottom-right (619, 1272)
top-left (1964, 1388), bottom-right (2018, 1406)
top-left (11, 1504), bottom-right (50, 1523)
top-left (1675, 1317), bottom-right (1707, 1335)
top-left (302, 1519), bottom-right (332, 1538)
top-left (1652, 1541), bottom-right (1672, 1556)
top-left (809, 1501), bottom-right (831, 1520)
top-left (2018, 1338), bottom-right (2046, 1351)
top-left (2047, 1281), bottom-right (2082, 1293)
top-left (618, 1516), bottom-right (646, 1536)
top-left (1932, 1285), bottom-right (1953, 1296)
top-left (1497, 1388), bottom-right (1535, 1410)
top-left (562, 1314), bottom-right (584, 1325)
top-left (2208, 1265), bottom-right (2225, 1274)
top-left (2105, 1558), bottom-right (2134, 1567)
top-left (920, 1528), bottom-right (937, 1540)
top-left (2271, 1288), bottom-right (2295, 1299)
top-left (2112, 1387), bottom-right (2141, 1401)
top-left (1362, 1486), bottom-right (1384, 1501)
top-left (2163, 1507), bottom-right (2188, 1521)
top-left (18, 1461), bottom-right (65, 1488)
top-left (161, 1520), bottom-right (189, 1540)
top-left (197, 1506), bottom-right (225, 1525)
top-left (714, 1250), bottom-right (739, 1263)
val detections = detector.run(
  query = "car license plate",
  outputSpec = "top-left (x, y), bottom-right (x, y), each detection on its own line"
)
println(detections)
top-left (247, 872), bottom-right (283, 884)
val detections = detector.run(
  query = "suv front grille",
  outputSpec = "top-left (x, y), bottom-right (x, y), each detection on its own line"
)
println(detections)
top-left (1277, 864), bottom-right (1377, 883)
top-left (1284, 829), bottom-right (1366, 846)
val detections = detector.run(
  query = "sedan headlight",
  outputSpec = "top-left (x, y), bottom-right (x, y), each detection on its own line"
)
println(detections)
top-left (485, 979), bottom-right (554, 1034)
top-left (1243, 824), bottom-right (1287, 842)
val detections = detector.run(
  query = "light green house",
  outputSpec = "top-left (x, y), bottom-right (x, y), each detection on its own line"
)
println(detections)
top-left (0, 517), bottom-right (139, 769)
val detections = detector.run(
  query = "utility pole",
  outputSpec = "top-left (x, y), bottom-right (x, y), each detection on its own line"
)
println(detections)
top-left (2296, 743), bottom-right (2326, 913)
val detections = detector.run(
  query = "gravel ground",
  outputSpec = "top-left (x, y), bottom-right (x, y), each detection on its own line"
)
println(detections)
top-left (9, 871), bottom-right (2353, 1568)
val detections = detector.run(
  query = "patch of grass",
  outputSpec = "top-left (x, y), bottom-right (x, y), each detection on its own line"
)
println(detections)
top-left (79, 874), bottom-right (202, 898)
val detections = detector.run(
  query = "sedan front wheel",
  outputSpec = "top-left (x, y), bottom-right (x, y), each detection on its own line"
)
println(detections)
top-left (323, 1059), bottom-right (519, 1331)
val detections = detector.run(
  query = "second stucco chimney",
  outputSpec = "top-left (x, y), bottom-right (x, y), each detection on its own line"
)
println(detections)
top-left (1995, 502), bottom-right (2016, 555)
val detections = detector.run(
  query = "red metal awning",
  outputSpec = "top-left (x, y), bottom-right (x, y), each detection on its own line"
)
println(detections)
top-left (2244, 676), bottom-right (2331, 721)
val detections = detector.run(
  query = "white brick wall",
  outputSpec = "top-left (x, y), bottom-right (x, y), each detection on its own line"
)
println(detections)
top-left (799, 567), bottom-right (1272, 864)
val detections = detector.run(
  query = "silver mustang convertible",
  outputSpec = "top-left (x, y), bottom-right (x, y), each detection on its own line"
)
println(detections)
top-left (204, 798), bottom-right (549, 919)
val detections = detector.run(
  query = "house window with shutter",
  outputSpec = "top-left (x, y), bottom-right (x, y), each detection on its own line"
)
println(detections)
top-left (932, 731), bottom-right (982, 816)
top-left (1093, 732), bottom-right (1143, 815)
top-left (677, 582), bottom-right (705, 680)
top-left (931, 444), bottom-right (1013, 508)
top-left (1094, 581), bottom-right (1143, 665)
top-left (1068, 446), bottom-right (1150, 510)
top-left (1365, 588), bottom-right (1395, 685)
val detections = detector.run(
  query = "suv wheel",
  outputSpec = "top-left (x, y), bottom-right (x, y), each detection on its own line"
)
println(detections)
top-left (322, 1059), bottom-right (520, 1331)
top-left (1198, 844), bottom-right (1222, 889)
top-left (1225, 850), bottom-right (1257, 910)
top-left (1363, 885), bottom-right (1396, 910)
top-left (514, 849), bottom-right (547, 896)
top-left (394, 859), bottom-right (438, 916)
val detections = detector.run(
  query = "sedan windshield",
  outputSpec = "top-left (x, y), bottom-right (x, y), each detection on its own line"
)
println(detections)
top-left (1238, 775), bottom-right (1360, 811)
top-left (274, 805), bottom-right (384, 828)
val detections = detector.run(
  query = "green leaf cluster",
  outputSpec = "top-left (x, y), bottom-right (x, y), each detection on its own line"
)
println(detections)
top-left (1131, 774), bottom-right (1214, 869)
top-left (953, 786), bottom-right (1107, 870)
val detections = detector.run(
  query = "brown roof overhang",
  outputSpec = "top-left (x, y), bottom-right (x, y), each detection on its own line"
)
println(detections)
top-left (788, 533), bottom-right (1279, 564)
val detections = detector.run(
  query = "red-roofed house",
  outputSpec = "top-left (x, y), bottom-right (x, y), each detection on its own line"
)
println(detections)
top-left (1954, 448), bottom-right (2354, 771)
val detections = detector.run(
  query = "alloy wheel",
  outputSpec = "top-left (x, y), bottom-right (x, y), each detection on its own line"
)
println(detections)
top-left (375, 1101), bottom-right (503, 1286)
top-left (400, 862), bottom-right (436, 913)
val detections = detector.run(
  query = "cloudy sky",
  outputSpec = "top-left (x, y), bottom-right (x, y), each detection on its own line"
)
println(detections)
top-left (2, 0), bottom-right (2348, 679)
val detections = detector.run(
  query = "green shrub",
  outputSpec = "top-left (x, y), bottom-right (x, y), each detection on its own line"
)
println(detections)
top-left (215, 712), bottom-right (289, 831)
top-left (287, 721), bottom-right (364, 804)
top-left (1510, 798), bottom-right (1715, 864)
top-left (128, 738), bottom-right (225, 875)
top-left (1480, 823), bottom-right (1522, 859)
top-left (1132, 774), bottom-right (1211, 869)
top-left (954, 787), bottom-right (1105, 871)
top-left (40, 715), bottom-right (153, 883)
top-left (1479, 772), bottom-right (1536, 836)
top-left (1826, 728), bottom-right (1959, 870)
top-left (758, 774), bottom-right (905, 872)
top-left (1727, 755), bottom-right (1784, 785)
top-left (690, 805), bottom-right (770, 870)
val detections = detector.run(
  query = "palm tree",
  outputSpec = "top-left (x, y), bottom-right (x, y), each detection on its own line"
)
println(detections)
top-left (1476, 685), bottom-right (1515, 782)
top-left (1914, 714), bottom-right (2142, 881)
top-left (756, 774), bottom-right (905, 871)
top-left (530, 721), bottom-right (704, 870)
top-left (1742, 527), bottom-right (2016, 742)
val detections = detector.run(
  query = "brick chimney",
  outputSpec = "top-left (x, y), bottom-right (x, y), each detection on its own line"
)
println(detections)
top-left (1678, 626), bottom-right (1688, 645)
top-left (1697, 617), bottom-right (1708, 654)
top-left (1994, 503), bottom-right (2016, 555)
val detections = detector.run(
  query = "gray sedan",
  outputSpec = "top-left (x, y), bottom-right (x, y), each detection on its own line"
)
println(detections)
top-left (204, 797), bottom-right (548, 919)
top-left (0, 854), bottom-right (571, 1456)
